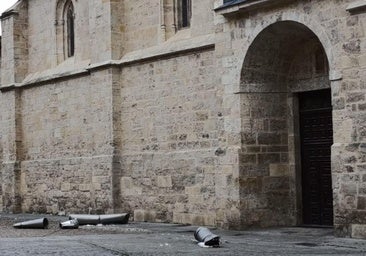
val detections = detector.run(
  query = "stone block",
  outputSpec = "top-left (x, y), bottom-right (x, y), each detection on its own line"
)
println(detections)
top-left (240, 165), bottom-right (268, 177)
top-left (263, 176), bottom-right (289, 192)
top-left (121, 177), bottom-right (133, 189)
top-left (61, 183), bottom-right (71, 192)
top-left (203, 214), bottom-right (216, 226)
top-left (78, 184), bottom-right (91, 192)
top-left (191, 215), bottom-right (205, 225)
top-left (134, 210), bottom-right (157, 222)
top-left (333, 97), bottom-right (345, 110)
top-left (270, 120), bottom-right (287, 132)
top-left (347, 92), bottom-right (365, 103)
top-left (246, 146), bottom-right (261, 153)
top-left (157, 176), bottom-right (172, 188)
top-left (269, 164), bottom-right (289, 177)
top-left (173, 203), bottom-right (186, 212)
top-left (93, 183), bottom-right (102, 191)
top-left (172, 213), bottom-right (183, 224)
top-left (352, 224), bottom-right (366, 239)
top-left (241, 132), bottom-right (256, 145)
top-left (258, 133), bottom-right (281, 145)
top-left (240, 153), bottom-right (257, 164)
top-left (357, 196), bottom-right (366, 210)
top-left (133, 210), bottom-right (145, 222)
top-left (172, 213), bottom-right (191, 225)
top-left (185, 186), bottom-right (201, 195)
top-left (340, 183), bottom-right (357, 196)
top-left (120, 176), bottom-right (142, 195)
top-left (258, 153), bottom-right (281, 164)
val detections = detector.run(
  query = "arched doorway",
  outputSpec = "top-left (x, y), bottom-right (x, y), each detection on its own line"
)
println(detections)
top-left (239, 21), bottom-right (333, 227)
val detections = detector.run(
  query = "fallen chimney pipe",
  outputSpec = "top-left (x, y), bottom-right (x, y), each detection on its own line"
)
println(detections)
top-left (68, 214), bottom-right (100, 225)
top-left (194, 227), bottom-right (220, 246)
top-left (68, 213), bottom-right (130, 225)
top-left (13, 218), bottom-right (49, 229)
top-left (60, 218), bottom-right (79, 229)
top-left (99, 213), bottom-right (130, 225)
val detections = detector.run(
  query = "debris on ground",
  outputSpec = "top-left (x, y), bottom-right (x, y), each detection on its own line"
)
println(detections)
top-left (13, 218), bottom-right (49, 229)
top-left (68, 213), bottom-right (130, 225)
top-left (194, 227), bottom-right (220, 247)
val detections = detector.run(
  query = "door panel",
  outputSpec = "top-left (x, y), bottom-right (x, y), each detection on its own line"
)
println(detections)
top-left (300, 89), bottom-right (333, 226)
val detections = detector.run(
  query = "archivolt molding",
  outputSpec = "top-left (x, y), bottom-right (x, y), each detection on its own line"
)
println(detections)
top-left (235, 10), bottom-right (341, 88)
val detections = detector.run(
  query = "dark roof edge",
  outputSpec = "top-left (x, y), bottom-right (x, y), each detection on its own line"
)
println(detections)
top-left (214, 0), bottom-right (251, 11)
top-left (1, 10), bottom-right (19, 20)
top-left (0, 0), bottom-right (22, 20)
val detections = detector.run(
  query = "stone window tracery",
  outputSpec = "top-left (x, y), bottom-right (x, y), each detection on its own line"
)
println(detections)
top-left (56, 0), bottom-right (76, 63)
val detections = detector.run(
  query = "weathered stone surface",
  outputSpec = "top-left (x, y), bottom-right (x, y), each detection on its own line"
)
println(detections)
top-left (352, 224), bottom-right (366, 239)
top-left (0, 0), bottom-right (365, 239)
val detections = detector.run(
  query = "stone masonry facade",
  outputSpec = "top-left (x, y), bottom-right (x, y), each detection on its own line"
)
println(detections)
top-left (0, 0), bottom-right (366, 238)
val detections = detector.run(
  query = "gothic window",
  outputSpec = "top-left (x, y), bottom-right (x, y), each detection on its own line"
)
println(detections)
top-left (177, 0), bottom-right (191, 29)
top-left (56, 0), bottom-right (75, 62)
top-left (65, 1), bottom-right (75, 57)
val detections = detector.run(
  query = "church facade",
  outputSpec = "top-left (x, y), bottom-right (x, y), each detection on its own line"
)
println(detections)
top-left (1, 0), bottom-right (366, 238)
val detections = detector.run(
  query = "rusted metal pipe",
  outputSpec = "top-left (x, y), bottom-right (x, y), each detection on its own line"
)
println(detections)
top-left (13, 218), bottom-right (49, 229)
top-left (194, 227), bottom-right (220, 246)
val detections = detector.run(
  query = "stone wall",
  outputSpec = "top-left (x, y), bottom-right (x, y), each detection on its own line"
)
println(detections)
top-left (123, 0), bottom-right (215, 53)
top-left (123, 0), bottom-right (160, 52)
top-left (0, 90), bottom-right (21, 213)
top-left (1, 0), bottom-right (28, 85)
top-left (215, 0), bottom-right (366, 236)
top-left (330, 6), bottom-right (366, 237)
top-left (27, 0), bottom-right (91, 72)
top-left (28, 0), bottom-right (57, 72)
top-left (0, 69), bottom-right (117, 214)
top-left (0, 0), bottom-right (366, 238)
top-left (21, 0), bottom-right (120, 72)
top-left (239, 92), bottom-right (292, 227)
top-left (118, 49), bottom-right (227, 226)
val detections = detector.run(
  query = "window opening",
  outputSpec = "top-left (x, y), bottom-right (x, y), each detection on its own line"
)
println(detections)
top-left (178, 0), bottom-right (191, 28)
top-left (66, 2), bottom-right (75, 57)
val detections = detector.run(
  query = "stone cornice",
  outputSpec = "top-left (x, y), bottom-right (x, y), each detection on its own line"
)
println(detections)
top-left (215, 0), bottom-right (294, 16)
top-left (346, 0), bottom-right (366, 13)
top-left (0, 34), bottom-right (215, 91)
top-left (114, 33), bottom-right (215, 67)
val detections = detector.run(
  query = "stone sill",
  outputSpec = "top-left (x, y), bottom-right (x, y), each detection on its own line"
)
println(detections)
top-left (0, 34), bottom-right (215, 91)
top-left (215, 0), bottom-right (294, 16)
top-left (346, 0), bottom-right (366, 13)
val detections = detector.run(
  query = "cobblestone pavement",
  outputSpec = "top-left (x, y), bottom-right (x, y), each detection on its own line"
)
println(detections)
top-left (1, 214), bottom-right (366, 255)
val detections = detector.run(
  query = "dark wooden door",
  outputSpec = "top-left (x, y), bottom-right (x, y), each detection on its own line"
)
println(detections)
top-left (299, 89), bottom-right (333, 226)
